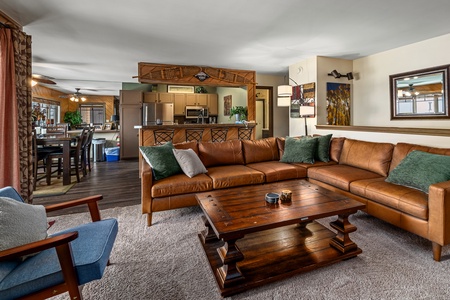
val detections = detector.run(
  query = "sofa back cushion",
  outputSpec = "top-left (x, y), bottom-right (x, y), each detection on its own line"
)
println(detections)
top-left (243, 137), bottom-right (279, 164)
top-left (173, 141), bottom-right (199, 155)
top-left (198, 139), bottom-right (245, 167)
top-left (339, 139), bottom-right (394, 176)
top-left (390, 142), bottom-right (450, 173)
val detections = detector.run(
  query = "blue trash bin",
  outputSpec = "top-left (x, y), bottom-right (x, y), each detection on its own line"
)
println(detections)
top-left (105, 146), bottom-right (120, 162)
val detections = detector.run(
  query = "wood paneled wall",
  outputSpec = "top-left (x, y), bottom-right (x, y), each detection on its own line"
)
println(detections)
top-left (32, 85), bottom-right (115, 123)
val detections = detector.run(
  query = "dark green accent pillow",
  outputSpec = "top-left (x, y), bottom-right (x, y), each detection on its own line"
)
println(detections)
top-left (385, 150), bottom-right (450, 193)
top-left (313, 134), bottom-right (333, 162)
top-left (139, 142), bottom-right (182, 180)
top-left (280, 136), bottom-right (318, 164)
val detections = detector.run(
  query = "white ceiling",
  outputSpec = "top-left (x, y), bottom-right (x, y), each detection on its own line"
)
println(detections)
top-left (2, 0), bottom-right (450, 96)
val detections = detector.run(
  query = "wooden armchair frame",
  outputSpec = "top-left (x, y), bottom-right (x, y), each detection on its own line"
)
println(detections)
top-left (0, 195), bottom-right (104, 300)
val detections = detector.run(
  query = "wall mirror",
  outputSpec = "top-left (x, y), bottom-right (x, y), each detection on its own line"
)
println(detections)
top-left (390, 65), bottom-right (450, 119)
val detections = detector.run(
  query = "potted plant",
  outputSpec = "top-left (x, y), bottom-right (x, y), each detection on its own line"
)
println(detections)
top-left (63, 111), bottom-right (83, 130)
top-left (229, 106), bottom-right (248, 122)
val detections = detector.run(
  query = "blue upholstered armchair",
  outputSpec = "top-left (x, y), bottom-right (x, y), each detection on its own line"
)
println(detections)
top-left (0, 187), bottom-right (118, 300)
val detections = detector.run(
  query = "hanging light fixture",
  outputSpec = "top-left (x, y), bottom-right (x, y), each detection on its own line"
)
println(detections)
top-left (69, 88), bottom-right (87, 102)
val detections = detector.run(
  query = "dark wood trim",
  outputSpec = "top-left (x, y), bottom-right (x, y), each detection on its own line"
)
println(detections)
top-left (256, 86), bottom-right (274, 137)
top-left (316, 125), bottom-right (450, 137)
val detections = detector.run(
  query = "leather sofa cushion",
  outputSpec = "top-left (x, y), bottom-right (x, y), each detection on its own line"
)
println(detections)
top-left (242, 137), bottom-right (279, 164)
top-left (293, 161), bottom-right (337, 169)
top-left (246, 161), bottom-right (306, 182)
top-left (198, 140), bottom-right (244, 167)
top-left (151, 173), bottom-right (212, 198)
top-left (174, 141), bottom-right (199, 155)
top-left (207, 165), bottom-right (265, 189)
top-left (308, 165), bottom-right (383, 191)
top-left (351, 178), bottom-right (428, 220)
top-left (339, 139), bottom-right (394, 176)
top-left (389, 142), bottom-right (450, 173)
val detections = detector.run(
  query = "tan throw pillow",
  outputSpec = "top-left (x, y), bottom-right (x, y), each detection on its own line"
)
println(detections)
top-left (0, 196), bottom-right (48, 252)
top-left (172, 148), bottom-right (207, 178)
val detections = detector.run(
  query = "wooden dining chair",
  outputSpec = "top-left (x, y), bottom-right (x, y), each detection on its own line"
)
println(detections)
top-left (211, 127), bottom-right (228, 142)
top-left (238, 127), bottom-right (253, 140)
top-left (154, 129), bottom-right (175, 145)
top-left (185, 128), bottom-right (204, 142)
top-left (45, 129), bottom-right (88, 184)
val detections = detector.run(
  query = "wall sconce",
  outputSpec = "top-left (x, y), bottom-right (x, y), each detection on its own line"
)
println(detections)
top-left (328, 70), bottom-right (353, 80)
top-left (277, 77), bottom-right (299, 106)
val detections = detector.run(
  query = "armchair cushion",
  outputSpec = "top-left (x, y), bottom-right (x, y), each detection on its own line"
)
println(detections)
top-left (0, 218), bottom-right (118, 299)
top-left (0, 197), bottom-right (48, 252)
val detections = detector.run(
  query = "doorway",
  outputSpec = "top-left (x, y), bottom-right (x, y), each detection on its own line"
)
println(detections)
top-left (255, 86), bottom-right (273, 138)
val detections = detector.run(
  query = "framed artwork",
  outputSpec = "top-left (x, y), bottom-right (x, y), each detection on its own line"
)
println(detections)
top-left (290, 82), bottom-right (316, 118)
top-left (103, 122), bottom-right (113, 130)
top-left (224, 95), bottom-right (232, 116)
top-left (326, 82), bottom-right (351, 125)
top-left (167, 85), bottom-right (195, 93)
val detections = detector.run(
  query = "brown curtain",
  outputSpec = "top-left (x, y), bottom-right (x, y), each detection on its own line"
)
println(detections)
top-left (0, 27), bottom-right (33, 202)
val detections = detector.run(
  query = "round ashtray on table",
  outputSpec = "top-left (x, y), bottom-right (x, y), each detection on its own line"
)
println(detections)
top-left (265, 192), bottom-right (280, 204)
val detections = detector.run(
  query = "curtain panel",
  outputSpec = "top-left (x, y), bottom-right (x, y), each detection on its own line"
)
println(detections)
top-left (0, 28), bottom-right (32, 202)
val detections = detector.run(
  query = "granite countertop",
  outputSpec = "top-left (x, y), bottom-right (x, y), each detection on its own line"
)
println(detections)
top-left (135, 122), bottom-right (256, 129)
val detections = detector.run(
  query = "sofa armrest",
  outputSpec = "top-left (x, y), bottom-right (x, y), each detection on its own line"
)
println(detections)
top-left (141, 159), bottom-right (153, 215)
top-left (428, 180), bottom-right (450, 245)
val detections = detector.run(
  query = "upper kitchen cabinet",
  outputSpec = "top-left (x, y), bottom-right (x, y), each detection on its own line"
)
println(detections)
top-left (208, 94), bottom-right (218, 115)
top-left (186, 94), bottom-right (208, 106)
top-left (174, 93), bottom-right (186, 115)
top-left (143, 92), bottom-right (174, 103)
top-left (120, 90), bottom-right (143, 105)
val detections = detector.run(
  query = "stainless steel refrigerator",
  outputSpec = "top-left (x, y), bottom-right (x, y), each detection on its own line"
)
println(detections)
top-left (142, 103), bottom-right (174, 125)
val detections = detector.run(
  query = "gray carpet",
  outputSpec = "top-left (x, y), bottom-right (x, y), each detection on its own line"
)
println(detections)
top-left (48, 205), bottom-right (450, 300)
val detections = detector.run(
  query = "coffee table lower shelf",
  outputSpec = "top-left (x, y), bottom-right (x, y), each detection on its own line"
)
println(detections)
top-left (198, 221), bottom-right (362, 297)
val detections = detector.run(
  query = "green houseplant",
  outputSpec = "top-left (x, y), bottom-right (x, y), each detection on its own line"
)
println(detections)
top-left (229, 106), bottom-right (247, 122)
top-left (63, 111), bottom-right (83, 129)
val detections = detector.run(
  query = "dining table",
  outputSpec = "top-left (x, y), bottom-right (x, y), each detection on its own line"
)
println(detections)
top-left (36, 135), bottom-right (76, 186)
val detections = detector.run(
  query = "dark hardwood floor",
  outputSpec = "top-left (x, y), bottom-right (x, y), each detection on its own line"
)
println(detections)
top-left (34, 159), bottom-right (141, 216)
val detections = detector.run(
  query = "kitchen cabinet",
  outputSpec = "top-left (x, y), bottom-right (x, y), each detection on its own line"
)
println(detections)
top-left (173, 94), bottom-right (186, 115)
top-left (208, 94), bottom-right (218, 115)
top-left (120, 90), bottom-right (142, 105)
top-left (143, 92), bottom-right (174, 103)
top-left (186, 93), bottom-right (208, 106)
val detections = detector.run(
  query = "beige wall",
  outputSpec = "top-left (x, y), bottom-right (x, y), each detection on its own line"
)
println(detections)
top-left (288, 33), bottom-right (450, 147)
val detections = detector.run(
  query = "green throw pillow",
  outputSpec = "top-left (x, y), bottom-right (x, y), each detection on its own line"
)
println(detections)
top-left (385, 150), bottom-right (450, 193)
top-left (139, 142), bottom-right (182, 180)
top-left (312, 134), bottom-right (332, 162)
top-left (280, 136), bottom-right (318, 164)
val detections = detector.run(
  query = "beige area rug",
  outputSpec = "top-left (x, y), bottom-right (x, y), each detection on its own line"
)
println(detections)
top-left (33, 176), bottom-right (77, 198)
top-left (48, 205), bottom-right (450, 300)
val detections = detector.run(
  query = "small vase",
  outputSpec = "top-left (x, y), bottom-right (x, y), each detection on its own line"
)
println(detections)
top-left (235, 114), bottom-right (240, 122)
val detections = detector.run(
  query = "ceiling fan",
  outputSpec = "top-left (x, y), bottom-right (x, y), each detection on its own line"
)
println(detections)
top-left (31, 74), bottom-right (56, 86)
top-left (59, 88), bottom-right (87, 102)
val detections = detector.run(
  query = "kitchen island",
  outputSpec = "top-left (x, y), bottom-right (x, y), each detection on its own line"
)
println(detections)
top-left (137, 122), bottom-right (256, 147)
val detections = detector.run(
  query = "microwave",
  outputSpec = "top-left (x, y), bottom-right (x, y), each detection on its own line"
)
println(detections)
top-left (185, 106), bottom-right (209, 119)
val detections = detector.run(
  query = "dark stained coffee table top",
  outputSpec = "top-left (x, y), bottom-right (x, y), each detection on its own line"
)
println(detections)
top-left (196, 180), bottom-right (365, 240)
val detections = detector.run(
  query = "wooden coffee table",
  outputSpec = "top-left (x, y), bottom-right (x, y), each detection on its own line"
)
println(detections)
top-left (196, 180), bottom-right (365, 297)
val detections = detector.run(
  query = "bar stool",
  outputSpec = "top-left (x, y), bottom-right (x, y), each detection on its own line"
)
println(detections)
top-left (154, 129), bottom-right (175, 145)
top-left (238, 127), bottom-right (253, 140)
top-left (185, 128), bottom-right (204, 142)
top-left (210, 128), bottom-right (228, 142)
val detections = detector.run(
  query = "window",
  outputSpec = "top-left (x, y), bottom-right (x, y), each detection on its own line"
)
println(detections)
top-left (80, 104), bottom-right (105, 125)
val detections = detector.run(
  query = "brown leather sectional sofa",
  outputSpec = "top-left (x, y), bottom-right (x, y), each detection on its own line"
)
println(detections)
top-left (140, 136), bottom-right (450, 261)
